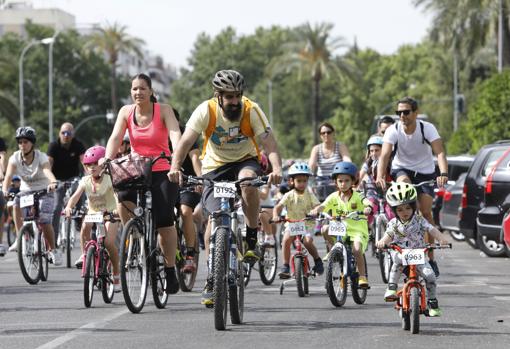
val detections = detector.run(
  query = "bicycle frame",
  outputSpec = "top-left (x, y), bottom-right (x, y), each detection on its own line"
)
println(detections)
top-left (81, 216), bottom-right (110, 281)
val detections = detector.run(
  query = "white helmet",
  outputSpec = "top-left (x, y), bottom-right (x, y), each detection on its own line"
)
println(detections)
top-left (212, 70), bottom-right (245, 92)
top-left (288, 162), bottom-right (312, 177)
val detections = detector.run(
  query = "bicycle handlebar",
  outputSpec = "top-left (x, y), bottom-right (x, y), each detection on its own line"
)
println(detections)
top-left (383, 242), bottom-right (452, 253)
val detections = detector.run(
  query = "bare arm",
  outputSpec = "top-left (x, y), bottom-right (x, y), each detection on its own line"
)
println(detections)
top-left (339, 143), bottom-right (352, 162)
top-left (41, 162), bottom-right (57, 184)
top-left (189, 148), bottom-right (202, 177)
top-left (161, 104), bottom-right (181, 153)
top-left (308, 145), bottom-right (319, 174)
top-left (0, 151), bottom-right (7, 180)
top-left (169, 128), bottom-right (200, 183)
top-left (428, 226), bottom-right (449, 245)
top-left (376, 233), bottom-right (393, 248)
top-left (259, 130), bottom-right (282, 185)
top-left (2, 162), bottom-right (16, 195)
top-left (272, 201), bottom-right (284, 221)
top-left (431, 138), bottom-right (448, 187)
top-left (48, 156), bottom-right (54, 168)
top-left (65, 184), bottom-right (85, 213)
top-left (376, 142), bottom-right (393, 189)
top-left (104, 106), bottom-right (129, 161)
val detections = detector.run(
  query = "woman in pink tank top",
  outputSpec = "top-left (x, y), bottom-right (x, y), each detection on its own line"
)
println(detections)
top-left (103, 73), bottom-right (182, 295)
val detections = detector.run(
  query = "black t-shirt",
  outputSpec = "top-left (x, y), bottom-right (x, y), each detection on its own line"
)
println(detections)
top-left (0, 138), bottom-right (6, 152)
top-left (47, 138), bottom-right (86, 180)
top-left (169, 126), bottom-right (199, 176)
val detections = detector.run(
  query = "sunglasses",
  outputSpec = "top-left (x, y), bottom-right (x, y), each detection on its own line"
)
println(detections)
top-left (395, 109), bottom-right (412, 116)
top-left (61, 131), bottom-right (73, 137)
top-left (320, 130), bottom-right (333, 135)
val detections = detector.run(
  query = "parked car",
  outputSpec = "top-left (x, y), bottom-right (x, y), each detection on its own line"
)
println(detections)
top-left (459, 140), bottom-right (510, 250)
top-left (501, 210), bottom-right (510, 257)
top-left (439, 172), bottom-right (467, 241)
top-left (433, 155), bottom-right (474, 228)
top-left (476, 148), bottom-right (510, 257)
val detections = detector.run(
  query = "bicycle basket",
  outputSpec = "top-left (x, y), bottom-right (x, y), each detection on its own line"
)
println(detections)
top-left (107, 153), bottom-right (152, 190)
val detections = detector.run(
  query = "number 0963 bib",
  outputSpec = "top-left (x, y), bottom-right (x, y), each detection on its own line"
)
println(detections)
top-left (402, 249), bottom-right (425, 266)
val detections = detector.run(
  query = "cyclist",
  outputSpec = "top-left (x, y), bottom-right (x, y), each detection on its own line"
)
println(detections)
top-left (258, 152), bottom-right (276, 245)
top-left (1, 127), bottom-right (61, 265)
top-left (170, 108), bottom-right (202, 273)
top-left (358, 135), bottom-right (384, 227)
top-left (65, 146), bottom-right (121, 291)
top-left (376, 182), bottom-right (448, 316)
top-left (48, 122), bottom-right (86, 242)
top-left (273, 162), bottom-right (323, 279)
top-left (311, 161), bottom-right (372, 288)
top-left (376, 97), bottom-right (448, 277)
top-left (0, 137), bottom-right (7, 255)
top-left (102, 73), bottom-right (181, 294)
top-left (169, 69), bottom-right (282, 305)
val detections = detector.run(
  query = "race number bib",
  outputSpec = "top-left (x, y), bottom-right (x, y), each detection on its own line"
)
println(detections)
top-left (328, 220), bottom-right (347, 236)
top-left (214, 183), bottom-right (236, 198)
top-left (402, 249), bottom-right (425, 266)
top-left (20, 195), bottom-right (34, 208)
top-left (84, 213), bottom-right (103, 223)
top-left (288, 221), bottom-right (306, 236)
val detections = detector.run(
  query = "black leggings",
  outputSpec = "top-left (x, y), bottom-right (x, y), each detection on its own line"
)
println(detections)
top-left (117, 171), bottom-right (179, 229)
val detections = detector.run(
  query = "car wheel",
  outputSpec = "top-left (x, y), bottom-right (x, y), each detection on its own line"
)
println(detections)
top-left (477, 232), bottom-right (505, 257)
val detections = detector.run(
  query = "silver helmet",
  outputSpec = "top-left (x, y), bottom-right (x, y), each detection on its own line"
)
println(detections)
top-left (212, 70), bottom-right (245, 92)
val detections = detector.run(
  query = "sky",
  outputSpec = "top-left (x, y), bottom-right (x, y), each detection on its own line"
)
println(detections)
top-left (32, 0), bottom-right (433, 69)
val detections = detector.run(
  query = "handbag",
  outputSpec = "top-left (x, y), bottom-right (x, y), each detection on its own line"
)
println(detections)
top-left (108, 153), bottom-right (152, 189)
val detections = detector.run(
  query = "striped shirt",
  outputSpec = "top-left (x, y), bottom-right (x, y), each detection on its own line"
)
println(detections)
top-left (317, 142), bottom-right (342, 177)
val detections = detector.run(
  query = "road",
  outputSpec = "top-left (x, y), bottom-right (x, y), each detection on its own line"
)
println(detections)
top-left (1, 236), bottom-right (509, 349)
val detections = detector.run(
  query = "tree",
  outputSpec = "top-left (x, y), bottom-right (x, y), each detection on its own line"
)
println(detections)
top-left (86, 22), bottom-right (145, 113)
top-left (267, 22), bottom-right (353, 145)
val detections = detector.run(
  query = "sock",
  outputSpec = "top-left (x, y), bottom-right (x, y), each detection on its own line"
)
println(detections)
top-left (186, 247), bottom-right (195, 258)
top-left (246, 226), bottom-right (258, 250)
top-left (165, 267), bottom-right (176, 279)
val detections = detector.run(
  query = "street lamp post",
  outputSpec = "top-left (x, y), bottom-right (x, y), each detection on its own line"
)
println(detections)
top-left (45, 30), bottom-right (60, 143)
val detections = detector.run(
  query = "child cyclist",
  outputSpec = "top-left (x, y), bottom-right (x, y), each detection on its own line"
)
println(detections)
top-left (310, 161), bottom-right (372, 289)
top-left (376, 182), bottom-right (448, 316)
top-left (64, 146), bottom-right (121, 292)
top-left (273, 162), bottom-right (324, 279)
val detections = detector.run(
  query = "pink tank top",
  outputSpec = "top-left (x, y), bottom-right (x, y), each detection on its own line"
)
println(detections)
top-left (128, 103), bottom-right (171, 172)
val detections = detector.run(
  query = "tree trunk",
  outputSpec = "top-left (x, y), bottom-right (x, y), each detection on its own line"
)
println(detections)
top-left (312, 76), bottom-right (321, 145)
top-left (110, 61), bottom-right (118, 113)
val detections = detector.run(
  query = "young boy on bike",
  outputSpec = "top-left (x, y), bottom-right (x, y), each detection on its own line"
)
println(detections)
top-left (376, 182), bottom-right (448, 316)
top-left (273, 162), bottom-right (324, 279)
top-left (311, 161), bottom-right (372, 288)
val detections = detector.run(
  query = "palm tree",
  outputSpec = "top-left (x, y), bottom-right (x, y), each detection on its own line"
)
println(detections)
top-left (87, 22), bottom-right (145, 113)
top-left (268, 22), bottom-right (352, 144)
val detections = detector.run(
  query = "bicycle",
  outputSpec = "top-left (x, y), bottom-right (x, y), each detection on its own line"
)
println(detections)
top-left (56, 177), bottom-right (82, 268)
top-left (4, 193), bottom-right (17, 247)
top-left (271, 215), bottom-right (316, 297)
top-left (82, 211), bottom-right (119, 307)
top-left (385, 243), bottom-right (451, 334)
top-left (175, 206), bottom-right (200, 292)
top-left (110, 153), bottom-right (170, 313)
top-left (322, 212), bottom-right (370, 307)
top-left (17, 189), bottom-right (51, 285)
top-left (185, 174), bottom-right (267, 331)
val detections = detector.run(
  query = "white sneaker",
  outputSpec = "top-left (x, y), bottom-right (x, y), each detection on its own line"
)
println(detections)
top-left (0, 244), bottom-right (6, 256)
top-left (113, 276), bottom-right (121, 293)
top-left (48, 251), bottom-right (55, 264)
top-left (74, 254), bottom-right (84, 269)
top-left (53, 250), bottom-right (63, 266)
top-left (8, 241), bottom-right (18, 252)
top-left (263, 236), bottom-right (275, 246)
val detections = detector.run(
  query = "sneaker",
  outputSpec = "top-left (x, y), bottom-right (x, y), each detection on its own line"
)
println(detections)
top-left (322, 251), bottom-right (330, 262)
top-left (278, 264), bottom-right (291, 279)
top-left (263, 235), bottom-right (275, 246)
top-left (313, 259), bottom-right (324, 275)
top-left (427, 299), bottom-right (442, 317)
top-left (48, 251), bottom-right (55, 264)
top-left (165, 267), bottom-right (179, 294)
top-left (201, 278), bottom-right (214, 306)
top-left (182, 256), bottom-right (196, 273)
top-left (243, 248), bottom-right (261, 263)
top-left (429, 260), bottom-right (440, 278)
top-left (113, 276), bottom-right (121, 293)
top-left (358, 276), bottom-right (370, 289)
top-left (8, 241), bottom-right (18, 252)
top-left (74, 254), bottom-right (84, 269)
top-left (384, 289), bottom-right (398, 302)
top-left (0, 244), bottom-right (6, 257)
top-left (52, 250), bottom-right (63, 266)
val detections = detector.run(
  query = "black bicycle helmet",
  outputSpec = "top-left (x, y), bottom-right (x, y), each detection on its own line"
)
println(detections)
top-left (15, 126), bottom-right (36, 144)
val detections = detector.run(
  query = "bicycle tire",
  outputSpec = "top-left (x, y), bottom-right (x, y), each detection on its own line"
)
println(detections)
top-left (65, 217), bottom-right (72, 268)
top-left (295, 256), bottom-right (305, 297)
top-left (401, 305), bottom-right (410, 330)
top-left (39, 237), bottom-right (49, 282)
top-left (7, 220), bottom-right (16, 246)
top-left (120, 219), bottom-right (148, 314)
top-left (151, 247), bottom-right (168, 309)
top-left (258, 243), bottom-right (277, 285)
top-left (17, 225), bottom-right (40, 285)
top-left (377, 219), bottom-right (392, 284)
top-left (351, 255), bottom-right (368, 304)
top-left (230, 227), bottom-right (245, 324)
top-left (100, 249), bottom-right (114, 304)
top-left (213, 228), bottom-right (228, 330)
top-left (84, 245), bottom-right (96, 308)
top-left (410, 287), bottom-right (420, 334)
top-left (325, 248), bottom-right (347, 307)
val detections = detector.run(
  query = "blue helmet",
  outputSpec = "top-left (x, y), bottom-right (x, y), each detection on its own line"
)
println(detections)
top-left (366, 136), bottom-right (383, 148)
top-left (331, 161), bottom-right (358, 179)
top-left (288, 162), bottom-right (312, 177)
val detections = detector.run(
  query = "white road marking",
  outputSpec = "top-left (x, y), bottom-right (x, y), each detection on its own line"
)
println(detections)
top-left (35, 308), bottom-right (128, 349)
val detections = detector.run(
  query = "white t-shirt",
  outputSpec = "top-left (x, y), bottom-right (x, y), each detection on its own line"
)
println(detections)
top-left (9, 150), bottom-right (50, 192)
top-left (383, 121), bottom-right (440, 174)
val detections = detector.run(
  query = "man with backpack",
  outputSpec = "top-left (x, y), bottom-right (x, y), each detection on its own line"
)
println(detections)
top-left (375, 96), bottom-right (448, 277)
top-left (169, 69), bottom-right (282, 305)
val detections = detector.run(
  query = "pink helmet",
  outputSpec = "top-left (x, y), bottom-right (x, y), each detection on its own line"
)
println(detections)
top-left (83, 145), bottom-right (106, 165)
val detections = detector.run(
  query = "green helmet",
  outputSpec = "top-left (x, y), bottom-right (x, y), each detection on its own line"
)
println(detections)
top-left (386, 182), bottom-right (417, 207)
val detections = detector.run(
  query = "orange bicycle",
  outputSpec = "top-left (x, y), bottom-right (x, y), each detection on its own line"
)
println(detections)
top-left (386, 243), bottom-right (451, 334)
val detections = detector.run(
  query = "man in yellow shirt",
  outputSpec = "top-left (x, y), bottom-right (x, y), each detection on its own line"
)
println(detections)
top-left (170, 70), bottom-right (282, 305)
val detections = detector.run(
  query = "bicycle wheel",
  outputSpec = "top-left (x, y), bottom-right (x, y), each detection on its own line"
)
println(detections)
top-left (377, 220), bottom-right (392, 284)
top-left (100, 249), bottom-right (114, 304)
top-left (259, 243), bottom-right (277, 285)
top-left (64, 217), bottom-right (72, 268)
top-left (151, 247), bottom-right (168, 309)
top-left (229, 245), bottom-right (244, 324)
top-left (325, 249), bottom-right (347, 307)
top-left (213, 228), bottom-right (228, 331)
top-left (39, 237), bottom-right (49, 282)
top-left (17, 225), bottom-right (40, 285)
top-left (84, 246), bottom-right (96, 308)
top-left (401, 306), bottom-right (410, 330)
top-left (351, 255), bottom-right (368, 304)
top-left (410, 287), bottom-right (420, 334)
top-left (7, 220), bottom-right (16, 246)
top-left (295, 256), bottom-right (305, 297)
top-left (120, 219), bottom-right (148, 314)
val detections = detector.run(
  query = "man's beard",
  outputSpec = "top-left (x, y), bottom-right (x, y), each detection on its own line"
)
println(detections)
top-left (223, 104), bottom-right (242, 121)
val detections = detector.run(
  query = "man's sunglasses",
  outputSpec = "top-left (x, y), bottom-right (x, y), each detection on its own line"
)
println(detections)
top-left (61, 131), bottom-right (73, 137)
top-left (320, 130), bottom-right (333, 135)
top-left (395, 109), bottom-right (413, 116)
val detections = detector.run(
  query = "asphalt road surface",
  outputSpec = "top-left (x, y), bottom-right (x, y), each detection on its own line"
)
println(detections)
top-left (1, 234), bottom-right (509, 349)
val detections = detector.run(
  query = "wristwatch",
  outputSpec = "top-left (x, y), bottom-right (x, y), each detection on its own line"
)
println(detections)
top-left (440, 172), bottom-right (448, 177)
